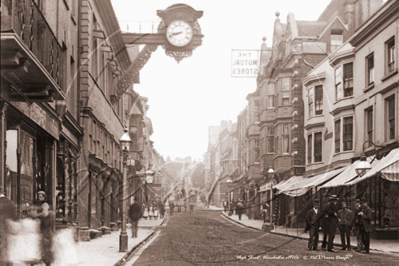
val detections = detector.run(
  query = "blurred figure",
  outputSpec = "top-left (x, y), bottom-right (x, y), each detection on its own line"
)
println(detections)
top-left (223, 199), bottom-right (228, 212)
top-left (148, 204), bottom-right (154, 220)
top-left (169, 201), bottom-right (174, 216)
top-left (305, 199), bottom-right (320, 251)
top-left (128, 198), bottom-right (141, 238)
top-left (142, 205), bottom-right (148, 220)
top-left (52, 228), bottom-right (79, 266)
top-left (236, 200), bottom-right (245, 220)
top-left (262, 201), bottom-right (269, 223)
top-left (0, 187), bottom-right (16, 266)
top-left (338, 202), bottom-right (353, 251)
top-left (28, 191), bottom-right (53, 266)
top-left (321, 195), bottom-right (339, 252)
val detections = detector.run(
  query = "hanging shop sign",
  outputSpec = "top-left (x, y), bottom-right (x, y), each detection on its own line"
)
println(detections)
top-left (231, 50), bottom-right (259, 78)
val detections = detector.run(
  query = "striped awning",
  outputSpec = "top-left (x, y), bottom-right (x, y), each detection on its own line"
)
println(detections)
top-left (274, 176), bottom-right (303, 192)
top-left (346, 148), bottom-right (399, 185)
top-left (381, 160), bottom-right (399, 181)
top-left (321, 157), bottom-right (378, 188)
top-left (279, 167), bottom-right (347, 197)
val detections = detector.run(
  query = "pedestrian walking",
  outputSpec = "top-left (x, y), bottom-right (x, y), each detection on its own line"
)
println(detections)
top-left (358, 197), bottom-right (372, 254)
top-left (223, 199), bottom-right (228, 212)
top-left (158, 201), bottom-right (165, 219)
top-left (261, 201), bottom-right (269, 223)
top-left (236, 200), bottom-right (245, 220)
top-left (148, 204), bottom-right (154, 220)
top-left (305, 199), bottom-right (320, 251)
top-left (154, 206), bottom-right (158, 220)
top-left (353, 199), bottom-right (364, 252)
top-left (169, 201), bottom-right (174, 216)
top-left (128, 197), bottom-right (141, 238)
top-left (337, 202), bottom-right (353, 251)
top-left (321, 195), bottom-right (339, 253)
top-left (142, 205), bottom-right (149, 220)
top-left (0, 187), bottom-right (16, 266)
top-left (28, 191), bottom-right (54, 266)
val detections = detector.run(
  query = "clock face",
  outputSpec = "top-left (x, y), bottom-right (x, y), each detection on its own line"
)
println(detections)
top-left (166, 20), bottom-right (193, 47)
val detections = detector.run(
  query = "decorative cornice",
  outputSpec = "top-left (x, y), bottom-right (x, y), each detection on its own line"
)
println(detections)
top-left (303, 71), bottom-right (326, 87)
top-left (330, 104), bottom-right (355, 116)
top-left (350, 0), bottom-right (399, 48)
top-left (304, 122), bottom-right (325, 130)
top-left (328, 48), bottom-right (355, 67)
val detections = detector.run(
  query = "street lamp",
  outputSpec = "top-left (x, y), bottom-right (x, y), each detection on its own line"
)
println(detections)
top-left (355, 140), bottom-right (383, 177)
top-left (267, 166), bottom-right (275, 180)
top-left (119, 126), bottom-right (132, 252)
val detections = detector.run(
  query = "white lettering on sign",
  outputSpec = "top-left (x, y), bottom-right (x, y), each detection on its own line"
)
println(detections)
top-left (231, 50), bottom-right (260, 78)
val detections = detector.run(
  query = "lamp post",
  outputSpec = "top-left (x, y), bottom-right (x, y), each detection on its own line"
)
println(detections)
top-left (355, 140), bottom-right (383, 177)
top-left (226, 178), bottom-right (232, 210)
top-left (267, 166), bottom-right (275, 180)
top-left (119, 127), bottom-right (132, 252)
top-left (267, 165), bottom-right (275, 225)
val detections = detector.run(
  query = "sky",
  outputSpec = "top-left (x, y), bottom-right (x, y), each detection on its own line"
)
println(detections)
top-left (110, 0), bottom-right (332, 161)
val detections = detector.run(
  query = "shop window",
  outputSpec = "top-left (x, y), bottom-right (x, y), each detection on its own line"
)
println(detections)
top-left (307, 134), bottom-right (312, 164)
top-left (343, 117), bottom-right (353, 151)
top-left (314, 132), bottom-right (322, 162)
top-left (20, 131), bottom-right (35, 205)
top-left (366, 107), bottom-right (373, 147)
top-left (386, 96), bottom-right (396, 141)
top-left (6, 130), bottom-right (18, 201)
top-left (335, 119), bottom-right (341, 153)
top-left (386, 37), bottom-right (396, 73)
top-left (315, 85), bottom-right (323, 115)
top-left (343, 63), bottom-right (353, 97)
top-left (366, 53), bottom-right (374, 85)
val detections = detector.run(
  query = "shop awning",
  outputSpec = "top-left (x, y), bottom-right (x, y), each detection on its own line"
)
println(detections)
top-left (279, 167), bottom-right (347, 197)
top-left (346, 148), bottom-right (399, 185)
top-left (274, 176), bottom-right (303, 192)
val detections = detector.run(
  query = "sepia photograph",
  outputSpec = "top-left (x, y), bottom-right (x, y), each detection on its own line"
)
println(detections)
top-left (0, 0), bottom-right (398, 265)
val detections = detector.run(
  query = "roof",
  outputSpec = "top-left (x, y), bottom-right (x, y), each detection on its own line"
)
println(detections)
top-left (296, 21), bottom-right (327, 37)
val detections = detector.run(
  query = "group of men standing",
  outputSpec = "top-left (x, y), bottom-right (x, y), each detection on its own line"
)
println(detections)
top-left (306, 195), bottom-right (372, 254)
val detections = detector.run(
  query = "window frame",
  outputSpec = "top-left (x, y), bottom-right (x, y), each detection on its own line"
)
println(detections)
top-left (366, 107), bottom-right (373, 147)
top-left (366, 53), bottom-right (374, 85)
top-left (314, 85), bottom-right (323, 115)
top-left (335, 119), bottom-right (341, 153)
top-left (343, 62), bottom-right (354, 97)
top-left (335, 65), bottom-right (343, 101)
top-left (282, 123), bottom-right (290, 154)
top-left (267, 126), bottom-right (274, 153)
top-left (343, 116), bottom-right (353, 151)
top-left (308, 87), bottom-right (314, 117)
top-left (385, 95), bottom-right (396, 141)
top-left (386, 36), bottom-right (396, 74)
top-left (331, 33), bottom-right (343, 52)
top-left (307, 134), bottom-right (312, 164)
top-left (314, 132), bottom-right (322, 162)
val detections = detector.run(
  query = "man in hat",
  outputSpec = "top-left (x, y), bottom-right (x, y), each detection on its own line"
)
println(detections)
top-left (358, 197), bottom-right (372, 254)
top-left (128, 197), bottom-right (141, 238)
top-left (306, 199), bottom-right (321, 251)
top-left (321, 195), bottom-right (339, 252)
top-left (338, 202), bottom-right (353, 250)
top-left (353, 199), bottom-right (364, 252)
top-left (236, 199), bottom-right (245, 220)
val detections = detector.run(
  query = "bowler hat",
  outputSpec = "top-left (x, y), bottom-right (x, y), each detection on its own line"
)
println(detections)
top-left (329, 195), bottom-right (338, 200)
top-left (341, 202), bottom-right (347, 207)
top-left (313, 199), bottom-right (320, 204)
top-left (360, 197), bottom-right (367, 204)
top-left (37, 191), bottom-right (46, 196)
top-left (354, 199), bottom-right (360, 204)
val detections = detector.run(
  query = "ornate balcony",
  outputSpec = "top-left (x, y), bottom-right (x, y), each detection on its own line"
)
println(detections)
top-left (1, 0), bottom-right (66, 102)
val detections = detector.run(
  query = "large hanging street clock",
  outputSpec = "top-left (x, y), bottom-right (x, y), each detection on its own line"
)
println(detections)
top-left (157, 4), bottom-right (204, 63)
top-left (166, 20), bottom-right (193, 47)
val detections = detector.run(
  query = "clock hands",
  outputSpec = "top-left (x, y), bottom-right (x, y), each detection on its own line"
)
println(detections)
top-left (172, 31), bottom-right (183, 36)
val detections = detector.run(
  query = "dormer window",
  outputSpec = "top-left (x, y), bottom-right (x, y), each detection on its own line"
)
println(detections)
top-left (331, 30), bottom-right (343, 52)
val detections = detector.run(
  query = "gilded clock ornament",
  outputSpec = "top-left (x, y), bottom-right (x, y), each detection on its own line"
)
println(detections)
top-left (166, 20), bottom-right (193, 47)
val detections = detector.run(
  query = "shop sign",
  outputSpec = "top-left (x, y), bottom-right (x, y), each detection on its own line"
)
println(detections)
top-left (11, 101), bottom-right (60, 140)
top-left (231, 50), bottom-right (259, 78)
top-left (259, 179), bottom-right (277, 192)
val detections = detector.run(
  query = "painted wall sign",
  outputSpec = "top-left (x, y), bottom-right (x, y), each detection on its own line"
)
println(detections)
top-left (231, 50), bottom-right (259, 78)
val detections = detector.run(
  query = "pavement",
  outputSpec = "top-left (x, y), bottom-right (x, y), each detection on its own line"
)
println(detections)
top-left (217, 207), bottom-right (399, 254)
top-left (77, 216), bottom-right (166, 266)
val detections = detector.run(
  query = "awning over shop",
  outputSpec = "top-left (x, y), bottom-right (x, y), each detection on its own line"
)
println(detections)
top-left (274, 176), bottom-right (303, 191)
top-left (278, 167), bottom-right (347, 197)
top-left (321, 156), bottom-right (378, 188)
top-left (346, 148), bottom-right (399, 186)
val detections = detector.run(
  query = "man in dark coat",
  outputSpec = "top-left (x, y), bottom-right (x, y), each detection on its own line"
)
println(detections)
top-left (353, 199), bottom-right (364, 252)
top-left (338, 202), bottom-right (353, 251)
top-left (358, 197), bottom-right (372, 254)
top-left (0, 187), bottom-right (16, 266)
top-left (169, 201), bottom-right (174, 216)
top-left (128, 198), bottom-right (142, 238)
top-left (322, 195), bottom-right (339, 252)
top-left (236, 200), bottom-right (245, 220)
top-left (306, 199), bottom-right (321, 251)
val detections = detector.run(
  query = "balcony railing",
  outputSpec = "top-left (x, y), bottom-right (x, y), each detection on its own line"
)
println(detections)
top-left (1, 0), bottom-right (65, 90)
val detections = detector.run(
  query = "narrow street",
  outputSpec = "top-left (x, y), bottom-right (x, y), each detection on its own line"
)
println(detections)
top-left (128, 206), bottom-right (399, 266)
